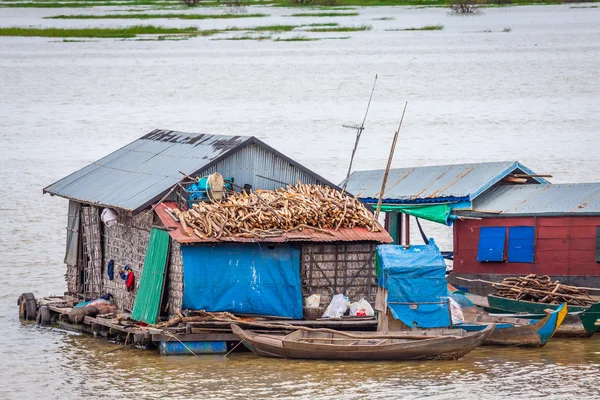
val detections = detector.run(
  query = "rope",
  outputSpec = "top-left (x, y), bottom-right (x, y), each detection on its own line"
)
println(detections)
top-left (223, 338), bottom-right (246, 358)
top-left (165, 331), bottom-right (198, 357)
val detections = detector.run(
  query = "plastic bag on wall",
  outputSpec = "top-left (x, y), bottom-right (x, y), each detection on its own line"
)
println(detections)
top-left (305, 294), bottom-right (321, 308)
top-left (349, 298), bottom-right (375, 317)
top-left (322, 294), bottom-right (350, 318)
top-left (449, 297), bottom-right (464, 325)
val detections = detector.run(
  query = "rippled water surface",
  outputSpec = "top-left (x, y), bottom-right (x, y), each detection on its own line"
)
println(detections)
top-left (1, 4), bottom-right (599, 399)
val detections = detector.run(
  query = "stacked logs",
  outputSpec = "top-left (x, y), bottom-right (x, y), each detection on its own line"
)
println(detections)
top-left (493, 274), bottom-right (596, 306)
top-left (169, 183), bottom-right (380, 240)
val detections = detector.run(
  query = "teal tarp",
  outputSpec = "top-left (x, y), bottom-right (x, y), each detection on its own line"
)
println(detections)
top-left (377, 204), bottom-right (453, 226)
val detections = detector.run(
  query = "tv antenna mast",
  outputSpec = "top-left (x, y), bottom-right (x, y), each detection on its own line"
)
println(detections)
top-left (342, 74), bottom-right (378, 191)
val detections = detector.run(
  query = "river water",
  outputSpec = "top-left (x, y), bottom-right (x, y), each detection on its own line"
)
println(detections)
top-left (1, 4), bottom-right (599, 399)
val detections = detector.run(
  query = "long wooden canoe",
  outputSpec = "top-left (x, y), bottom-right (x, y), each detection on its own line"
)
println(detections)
top-left (461, 292), bottom-right (599, 338)
top-left (231, 324), bottom-right (495, 361)
top-left (455, 303), bottom-right (567, 347)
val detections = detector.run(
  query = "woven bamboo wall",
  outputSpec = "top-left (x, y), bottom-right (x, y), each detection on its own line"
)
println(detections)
top-left (81, 206), bottom-right (103, 299)
top-left (65, 264), bottom-right (79, 294)
top-left (101, 211), bottom-right (154, 312)
top-left (301, 243), bottom-right (378, 307)
top-left (166, 241), bottom-right (184, 315)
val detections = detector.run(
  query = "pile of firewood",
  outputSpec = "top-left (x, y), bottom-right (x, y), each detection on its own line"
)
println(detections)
top-left (493, 274), bottom-right (596, 306)
top-left (169, 183), bottom-right (380, 240)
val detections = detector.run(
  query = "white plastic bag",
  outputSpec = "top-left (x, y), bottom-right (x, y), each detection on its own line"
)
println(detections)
top-left (304, 294), bottom-right (321, 308)
top-left (321, 294), bottom-right (350, 318)
top-left (349, 298), bottom-right (375, 317)
top-left (449, 297), bottom-right (464, 325)
top-left (101, 208), bottom-right (118, 227)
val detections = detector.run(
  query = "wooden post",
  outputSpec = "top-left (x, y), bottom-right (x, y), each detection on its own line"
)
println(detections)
top-left (375, 102), bottom-right (408, 220)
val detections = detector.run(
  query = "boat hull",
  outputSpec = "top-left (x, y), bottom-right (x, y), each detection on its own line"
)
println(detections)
top-left (231, 324), bottom-right (495, 361)
top-left (456, 303), bottom-right (567, 347)
top-left (487, 295), bottom-right (600, 338)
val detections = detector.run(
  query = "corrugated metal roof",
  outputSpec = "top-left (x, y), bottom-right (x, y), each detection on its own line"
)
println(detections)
top-left (343, 161), bottom-right (548, 204)
top-left (155, 203), bottom-right (393, 244)
top-left (44, 129), bottom-right (338, 213)
top-left (460, 183), bottom-right (600, 217)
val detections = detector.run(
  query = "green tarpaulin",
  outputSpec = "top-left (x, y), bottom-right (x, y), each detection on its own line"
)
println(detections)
top-left (131, 228), bottom-right (170, 324)
top-left (377, 204), bottom-right (453, 225)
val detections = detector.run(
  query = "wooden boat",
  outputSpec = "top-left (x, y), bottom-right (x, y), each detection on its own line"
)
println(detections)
top-left (231, 324), bottom-right (495, 361)
top-left (460, 291), bottom-right (600, 338)
top-left (454, 303), bottom-right (567, 347)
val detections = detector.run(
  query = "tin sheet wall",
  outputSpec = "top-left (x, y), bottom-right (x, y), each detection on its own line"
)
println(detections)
top-left (200, 143), bottom-right (323, 190)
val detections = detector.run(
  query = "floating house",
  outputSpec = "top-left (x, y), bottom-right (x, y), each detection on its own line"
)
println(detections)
top-left (345, 161), bottom-right (600, 294)
top-left (452, 183), bottom-right (600, 292)
top-left (343, 161), bottom-right (548, 245)
top-left (44, 129), bottom-right (391, 322)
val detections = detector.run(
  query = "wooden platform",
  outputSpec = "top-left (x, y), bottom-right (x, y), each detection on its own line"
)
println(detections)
top-left (37, 295), bottom-right (378, 354)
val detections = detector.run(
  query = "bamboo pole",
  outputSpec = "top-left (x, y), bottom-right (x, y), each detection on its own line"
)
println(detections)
top-left (375, 102), bottom-right (408, 220)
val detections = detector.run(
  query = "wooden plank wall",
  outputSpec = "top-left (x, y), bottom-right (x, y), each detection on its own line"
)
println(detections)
top-left (453, 216), bottom-right (600, 276)
top-left (301, 243), bottom-right (378, 306)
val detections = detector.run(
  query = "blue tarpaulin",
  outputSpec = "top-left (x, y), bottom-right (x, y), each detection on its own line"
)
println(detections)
top-left (181, 243), bottom-right (303, 319)
top-left (377, 241), bottom-right (451, 328)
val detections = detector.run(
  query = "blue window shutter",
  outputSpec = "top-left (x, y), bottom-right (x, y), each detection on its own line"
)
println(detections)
top-left (508, 226), bottom-right (535, 263)
top-left (477, 227), bottom-right (506, 262)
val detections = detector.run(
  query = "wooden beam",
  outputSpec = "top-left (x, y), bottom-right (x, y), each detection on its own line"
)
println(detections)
top-left (152, 333), bottom-right (238, 342)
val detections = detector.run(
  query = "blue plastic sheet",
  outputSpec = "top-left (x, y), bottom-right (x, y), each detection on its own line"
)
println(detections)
top-left (181, 243), bottom-right (303, 319)
top-left (377, 240), bottom-right (451, 328)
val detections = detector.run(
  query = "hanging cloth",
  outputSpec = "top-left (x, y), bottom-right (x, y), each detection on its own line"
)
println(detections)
top-left (126, 271), bottom-right (135, 292)
top-left (107, 259), bottom-right (114, 281)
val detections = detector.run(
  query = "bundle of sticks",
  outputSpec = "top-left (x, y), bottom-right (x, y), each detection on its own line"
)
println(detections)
top-left (493, 274), bottom-right (596, 306)
top-left (168, 183), bottom-right (380, 240)
top-left (155, 310), bottom-right (245, 328)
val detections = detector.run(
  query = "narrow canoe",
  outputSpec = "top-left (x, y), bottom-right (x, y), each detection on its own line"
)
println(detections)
top-left (455, 303), bottom-right (567, 347)
top-left (462, 292), bottom-right (599, 338)
top-left (231, 324), bottom-right (495, 361)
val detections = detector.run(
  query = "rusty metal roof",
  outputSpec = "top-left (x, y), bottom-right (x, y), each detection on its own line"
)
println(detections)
top-left (459, 183), bottom-right (600, 217)
top-left (43, 129), bottom-right (337, 213)
top-left (155, 203), bottom-right (393, 244)
top-left (342, 161), bottom-right (548, 205)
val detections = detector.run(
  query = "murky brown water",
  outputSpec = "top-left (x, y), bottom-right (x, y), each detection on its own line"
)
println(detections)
top-left (1, 4), bottom-right (600, 399)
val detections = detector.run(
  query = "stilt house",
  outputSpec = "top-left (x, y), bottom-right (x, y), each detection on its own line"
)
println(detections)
top-left (44, 129), bottom-right (392, 321)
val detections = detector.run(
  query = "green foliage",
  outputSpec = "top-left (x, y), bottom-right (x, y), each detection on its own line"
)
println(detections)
top-left (289, 12), bottom-right (358, 16)
top-left (46, 13), bottom-right (269, 19)
top-left (306, 24), bottom-right (370, 31)
top-left (0, 25), bottom-right (198, 38)
top-left (396, 24), bottom-right (444, 30)
top-left (274, 35), bottom-right (319, 41)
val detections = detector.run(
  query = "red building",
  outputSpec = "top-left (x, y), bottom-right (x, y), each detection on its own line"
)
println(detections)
top-left (450, 183), bottom-right (600, 294)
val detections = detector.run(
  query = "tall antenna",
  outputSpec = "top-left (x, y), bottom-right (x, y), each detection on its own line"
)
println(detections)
top-left (342, 74), bottom-right (378, 191)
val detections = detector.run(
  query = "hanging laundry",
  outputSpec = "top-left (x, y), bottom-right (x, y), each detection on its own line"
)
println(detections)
top-left (107, 259), bottom-right (114, 281)
top-left (126, 271), bottom-right (135, 292)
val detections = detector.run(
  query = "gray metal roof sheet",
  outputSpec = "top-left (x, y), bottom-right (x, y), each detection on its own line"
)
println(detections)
top-left (44, 129), bottom-right (337, 213)
top-left (343, 161), bottom-right (547, 204)
top-left (464, 183), bottom-right (600, 217)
